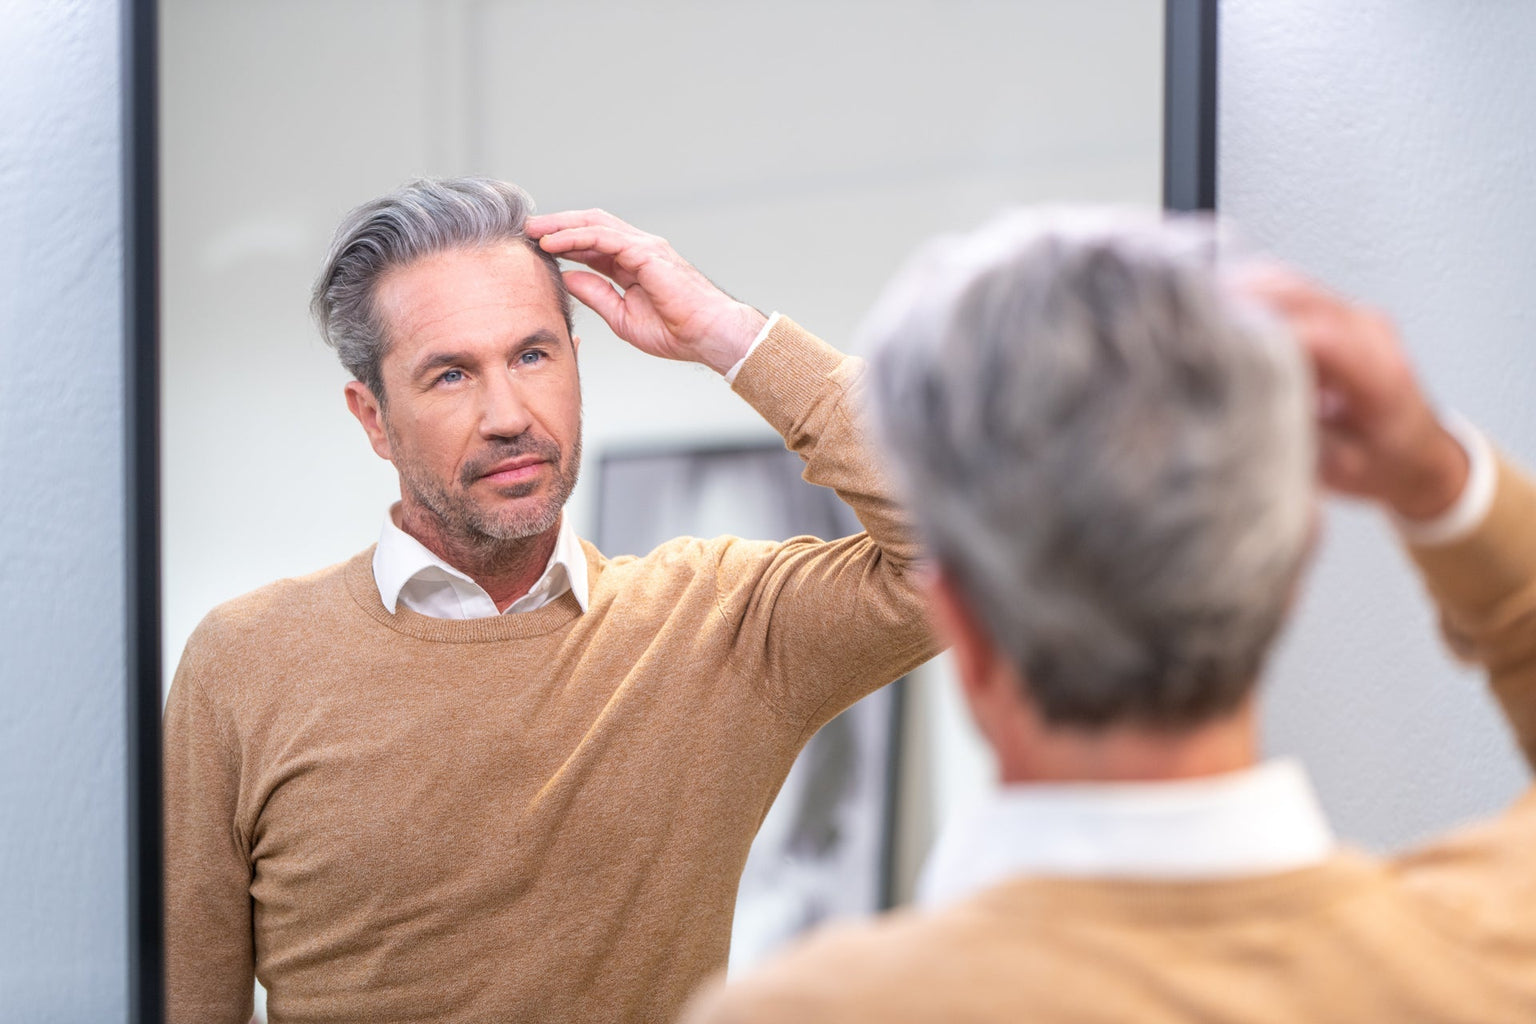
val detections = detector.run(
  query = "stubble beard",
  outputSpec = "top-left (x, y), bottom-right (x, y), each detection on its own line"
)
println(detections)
top-left (393, 427), bottom-right (583, 562)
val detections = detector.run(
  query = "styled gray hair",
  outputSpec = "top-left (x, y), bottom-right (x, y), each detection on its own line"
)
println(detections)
top-left (865, 209), bottom-right (1315, 729)
top-left (310, 177), bottom-right (574, 404)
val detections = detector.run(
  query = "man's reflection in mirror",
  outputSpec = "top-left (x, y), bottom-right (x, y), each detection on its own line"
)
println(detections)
top-left (161, 178), bottom-right (937, 1024)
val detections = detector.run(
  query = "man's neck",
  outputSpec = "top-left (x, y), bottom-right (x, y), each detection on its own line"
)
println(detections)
top-left (397, 504), bottom-right (561, 612)
top-left (997, 701), bottom-right (1260, 786)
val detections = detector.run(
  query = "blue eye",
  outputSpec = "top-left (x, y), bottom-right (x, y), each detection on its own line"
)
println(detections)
top-left (439, 369), bottom-right (465, 384)
top-left (520, 350), bottom-right (545, 365)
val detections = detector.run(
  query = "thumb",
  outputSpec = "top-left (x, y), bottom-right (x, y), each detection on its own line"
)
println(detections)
top-left (563, 270), bottom-right (626, 333)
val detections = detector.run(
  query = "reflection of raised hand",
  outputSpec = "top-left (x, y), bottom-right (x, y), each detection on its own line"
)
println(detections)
top-left (527, 209), bottom-right (768, 375)
top-left (1240, 269), bottom-right (1470, 520)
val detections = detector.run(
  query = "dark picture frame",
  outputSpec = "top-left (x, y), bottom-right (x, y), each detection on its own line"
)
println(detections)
top-left (125, 2), bottom-right (1216, 1016)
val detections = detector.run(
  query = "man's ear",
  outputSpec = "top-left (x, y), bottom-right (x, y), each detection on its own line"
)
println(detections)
top-left (571, 333), bottom-right (581, 356)
top-left (926, 566), bottom-right (1034, 756)
top-left (344, 381), bottom-right (394, 462)
top-left (926, 567), bottom-right (1003, 707)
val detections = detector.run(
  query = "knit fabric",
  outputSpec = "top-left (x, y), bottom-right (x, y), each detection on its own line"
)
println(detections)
top-left (163, 319), bottom-right (937, 1024)
top-left (682, 455), bottom-right (1536, 1024)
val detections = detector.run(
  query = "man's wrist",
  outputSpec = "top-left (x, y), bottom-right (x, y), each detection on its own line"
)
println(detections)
top-left (1392, 413), bottom-right (1496, 545)
top-left (700, 304), bottom-right (770, 376)
top-left (723, 312), bottom-right (781, 384)
top-left (1387, 420), bottom-right (1470, 522)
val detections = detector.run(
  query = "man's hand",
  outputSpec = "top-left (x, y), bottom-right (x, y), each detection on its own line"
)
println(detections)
top-left (1240, 269), bottom-right (1470, 522)
top-left (526, 209), bottom-right (768, 375)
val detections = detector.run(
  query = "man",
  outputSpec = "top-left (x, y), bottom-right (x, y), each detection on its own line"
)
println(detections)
top-left (682, 211), bottom-right (1536, 1023)
top-left (162, 178), bottom-right (937, 1023)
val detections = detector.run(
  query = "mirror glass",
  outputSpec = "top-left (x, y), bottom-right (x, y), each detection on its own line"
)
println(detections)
top-left (160, 0), bottom-right (1163, 1011)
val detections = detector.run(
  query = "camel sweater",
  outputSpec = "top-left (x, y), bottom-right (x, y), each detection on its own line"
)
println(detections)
top-left (682, 454), bottom-right (1536, 1024)
top-left (162, 319), bottom-right (938, 1024)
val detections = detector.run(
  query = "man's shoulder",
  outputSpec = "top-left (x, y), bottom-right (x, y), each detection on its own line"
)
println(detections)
top-left (585, 533), bottom-right (776, 588)
top-left (685, 901), bottom-right (1003, 1023)
top-left (1391, 785), bottom-right (1536, 934)
top-left (184, 548), bottom-right (374, 655)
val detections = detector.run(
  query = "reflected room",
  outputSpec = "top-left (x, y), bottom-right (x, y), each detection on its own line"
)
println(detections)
top-left (159, 5), bottom-right (1162, 1015)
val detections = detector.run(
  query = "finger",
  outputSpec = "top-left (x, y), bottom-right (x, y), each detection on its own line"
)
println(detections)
top-left (562, 270), bottom-right (627, 330)
top-left (552, 249), bottom-right (621, 280)
top-left (537, 225), bottom-right (662, 264)
top-left (1298, 308), bottom-right (1404, 416)
top-left (1233, 265), bottom-right (1341, 318)
top-left (526, 208), bottom-right (632, 239)
top-left (1225, 261), bottom-right (1303, 295)
top-left (1316, 433), bottom-right (1371, 494)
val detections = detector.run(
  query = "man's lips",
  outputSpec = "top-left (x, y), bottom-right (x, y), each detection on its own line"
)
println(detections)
top-left (478, 457), bottom-right (548, 484)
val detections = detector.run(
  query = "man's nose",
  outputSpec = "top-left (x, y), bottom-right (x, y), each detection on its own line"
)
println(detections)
top-left (479, 371), bottom-right (534, 439)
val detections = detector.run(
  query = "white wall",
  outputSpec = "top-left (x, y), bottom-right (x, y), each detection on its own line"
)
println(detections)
top-left (1223, 0), bottom-right (1536, 850)
top-left (0, 0), bottom-right (130, 1017)
top-left (160, 0), bottom-right (1164, 895)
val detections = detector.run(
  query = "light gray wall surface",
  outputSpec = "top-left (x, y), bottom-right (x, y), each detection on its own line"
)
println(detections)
top-left (1223, 0), bottom-right (1536, 850)
top-left (0, 0), bottom-right (130, 1018)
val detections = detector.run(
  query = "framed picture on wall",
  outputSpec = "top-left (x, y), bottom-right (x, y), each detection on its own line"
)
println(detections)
top-left (595, 441), bottom-right (905, 973)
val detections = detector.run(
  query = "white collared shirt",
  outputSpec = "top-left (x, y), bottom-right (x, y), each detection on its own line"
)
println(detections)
top-left (916, 759), bottom-right (1336, 909)
top-left (372, 505), bottom-right (589, 618)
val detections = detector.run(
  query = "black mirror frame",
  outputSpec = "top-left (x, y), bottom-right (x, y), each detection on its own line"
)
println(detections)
top-left (123, 2), bottom-right (1215, 1019)
top-left (1165, 0), bottom-right (1219, 212)
top-left (125, 0), bottom-right (163, 1020)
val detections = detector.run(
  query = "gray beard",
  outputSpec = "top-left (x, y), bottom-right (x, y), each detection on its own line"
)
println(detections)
top-left (396, 430), bottom-right (582, 555)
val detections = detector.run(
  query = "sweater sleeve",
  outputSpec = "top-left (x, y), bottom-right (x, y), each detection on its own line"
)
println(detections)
top-left (714, 316), bottom-right (940, 730)
top-left (163, 617), bottom-right (257, 1024)
top-left (1407, 451), bottom-right (1536, 772)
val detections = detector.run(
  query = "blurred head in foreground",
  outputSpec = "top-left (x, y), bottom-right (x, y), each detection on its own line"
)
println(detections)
top-left (865, 210), bottom-right (1315, 774)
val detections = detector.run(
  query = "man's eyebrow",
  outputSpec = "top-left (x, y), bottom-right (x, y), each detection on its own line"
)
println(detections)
top-left (517, 328), bottom-right (566, 350)
top-left (412, 350), bottom-right (471, 379)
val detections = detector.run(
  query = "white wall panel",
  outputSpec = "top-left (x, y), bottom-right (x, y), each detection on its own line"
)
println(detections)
top-left (0, 0), bottom-right (130, 1016)
top-left (1222, 0), bottom-right (1536, 850)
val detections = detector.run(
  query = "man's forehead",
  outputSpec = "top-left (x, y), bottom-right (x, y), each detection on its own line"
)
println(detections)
top-left (375, 241), bottom-right (566, 347)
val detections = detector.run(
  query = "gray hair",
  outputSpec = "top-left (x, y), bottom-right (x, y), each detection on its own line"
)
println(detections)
top-left (310, 177), bottom-right (574, 404)
top-left (865, 209), bottom-right (1314, 729)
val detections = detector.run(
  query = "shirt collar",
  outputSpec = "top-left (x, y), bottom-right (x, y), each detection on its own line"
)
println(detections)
top-left (916, 758), bottom-right (1335, 909)
top-left (372, 504), bottom-right (590, 618)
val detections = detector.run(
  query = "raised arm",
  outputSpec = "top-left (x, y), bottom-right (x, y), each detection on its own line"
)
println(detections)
top-left (529, 211), bottom-right (937, 725)
top-left (1246, 271), bottom-right (1536, 769)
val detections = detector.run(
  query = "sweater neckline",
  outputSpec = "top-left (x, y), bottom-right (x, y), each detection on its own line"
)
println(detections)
top-left (343, 547), bottom-right (592, 642)
top-left (968, 851), bottom-right (1385, 924)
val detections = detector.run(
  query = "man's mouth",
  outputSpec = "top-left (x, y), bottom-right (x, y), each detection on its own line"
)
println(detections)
top-left (478, 456), bottom-right (548, 485)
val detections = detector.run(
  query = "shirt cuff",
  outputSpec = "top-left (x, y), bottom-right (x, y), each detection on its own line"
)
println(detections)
top-left (723, 311), bottom-right (782, 384)
top-left (1393, 412), bottom-right (1498, 547)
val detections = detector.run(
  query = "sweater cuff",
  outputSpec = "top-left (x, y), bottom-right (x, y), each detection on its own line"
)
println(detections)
top-left (730, 315), bottom-right (849, 436)
top-left (1393, 413), bottom-right (1497, 546)
top-left (1409, 451), bottom-right (1536, 622)
top-left (723, 312), bottom-right (780, 384)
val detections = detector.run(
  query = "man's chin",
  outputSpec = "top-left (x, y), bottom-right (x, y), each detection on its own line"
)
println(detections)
top-left (468, 497), bottom-right (564, 542)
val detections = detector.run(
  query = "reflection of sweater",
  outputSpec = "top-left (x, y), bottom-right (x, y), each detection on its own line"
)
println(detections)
top-left (162, 319), bottom-right (938, 1024)
top-left (683, 456), bottom-right (1536, 1024)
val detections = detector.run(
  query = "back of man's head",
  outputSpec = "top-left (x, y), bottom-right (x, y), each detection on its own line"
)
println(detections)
top-left (866, 210), bottom-right (1315, 731)
top-left (310, 177), bottom-right (574, 407)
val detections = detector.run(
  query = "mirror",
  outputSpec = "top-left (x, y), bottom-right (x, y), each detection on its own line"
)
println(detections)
top-left (154, 1), bottom-right (1172, 1017)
